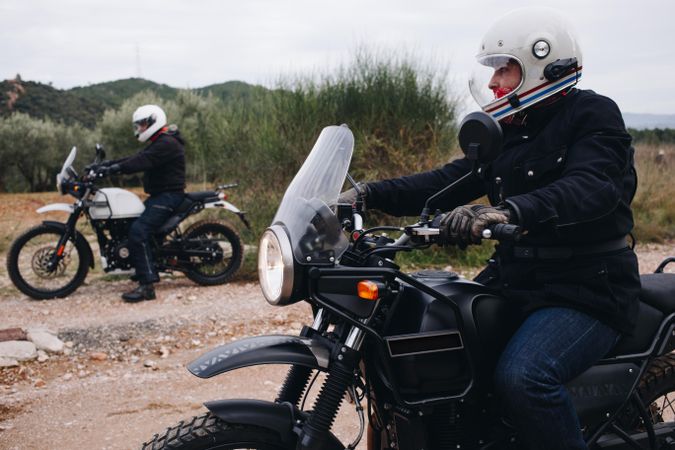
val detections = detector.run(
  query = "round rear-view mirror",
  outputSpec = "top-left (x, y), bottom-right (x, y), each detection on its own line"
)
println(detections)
top-left (458, 112), bottom-right (503, 163)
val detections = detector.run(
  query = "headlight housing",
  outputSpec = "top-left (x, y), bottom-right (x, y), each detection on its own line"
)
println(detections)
top-left (258, 225), bottom-right (294, 305)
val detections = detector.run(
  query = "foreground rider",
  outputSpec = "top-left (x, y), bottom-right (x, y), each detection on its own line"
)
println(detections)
top-left (341, 7), bottom-right (640, 450)
top-left (99, 105), bottom-right (186, 302)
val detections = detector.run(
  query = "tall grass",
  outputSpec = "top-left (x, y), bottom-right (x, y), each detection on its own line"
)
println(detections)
top-left (632, 144), bottom-right (675, 242)
top-left (0, 51), bottom-right (671, 281)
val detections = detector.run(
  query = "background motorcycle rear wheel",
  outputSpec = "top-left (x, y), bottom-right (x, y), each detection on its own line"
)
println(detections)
top-left (142, 413), bottom-right (291, 450)
top-left (6, 224), bottom-right (91, 299)
top-left (183, 220), bottom-right (243, 286)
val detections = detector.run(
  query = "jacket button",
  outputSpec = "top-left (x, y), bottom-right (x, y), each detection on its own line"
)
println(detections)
top-left (527, 170), bottom-right (534, 177)
top-left (495, 177), bottom-right (502, 184)
top-left (557, 157), bottom-right (563, 163)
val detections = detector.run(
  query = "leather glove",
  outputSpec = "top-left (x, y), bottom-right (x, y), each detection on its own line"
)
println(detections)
top-left (439, 204), bottom-right (512, 248)
top-left (439, 205), bottom-right (478, 249)
top-left (96, 163), bottom-right (121, 178)
top-left (338, 183), bottom-right (369, 207)
top-left (469, 205), bottom-right (511, 242)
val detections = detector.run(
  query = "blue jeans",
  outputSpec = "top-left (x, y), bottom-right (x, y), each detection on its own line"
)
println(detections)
top-left (128, 192), bottom-right (184, 284)
top-left (494, 307), bottom-right (620, 450)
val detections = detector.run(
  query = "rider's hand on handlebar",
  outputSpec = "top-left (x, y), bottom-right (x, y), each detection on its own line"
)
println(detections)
top-left (338, 182), bottom-right (369, 208)
top-left (95, 163), bottom-right (121, 178)
top-left (439, 204), bottom-right (512, 248)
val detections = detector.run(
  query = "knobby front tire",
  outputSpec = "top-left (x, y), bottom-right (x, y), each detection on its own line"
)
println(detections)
top-left (6, 224), bottom-right (90, 300)
top-left (142, 412), bottom-right (292, 450)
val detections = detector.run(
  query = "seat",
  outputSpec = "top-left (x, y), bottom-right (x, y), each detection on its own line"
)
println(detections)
top-left (638, 273), bottom-right (675, 313)
top-left (607, 273), bottom-right (675, 357)
top-left (155, 196), bottom-right (193, 235)
top-left (186, 191), bottom-right (220, 202)
top-left (608, 300), bottom-right (663, 357)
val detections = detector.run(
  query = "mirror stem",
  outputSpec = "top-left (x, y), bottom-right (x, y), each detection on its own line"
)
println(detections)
top-left (420, 162), bottom-right (479, 222)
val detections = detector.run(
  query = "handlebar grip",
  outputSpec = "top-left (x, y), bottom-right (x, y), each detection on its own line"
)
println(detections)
top-left (482, 223), bottom-right (522, 241)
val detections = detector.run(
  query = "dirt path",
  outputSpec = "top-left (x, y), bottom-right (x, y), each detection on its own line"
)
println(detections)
top-left (0, 242), bottom-right (673, 450)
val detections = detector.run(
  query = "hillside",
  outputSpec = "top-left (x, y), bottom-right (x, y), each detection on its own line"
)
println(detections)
top-left (0, 76), bottom-right (264, 128)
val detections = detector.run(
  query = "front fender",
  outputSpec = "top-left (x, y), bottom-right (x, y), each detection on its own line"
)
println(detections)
top-left (204, 399), bottom-right (344, 450)
top-left (41, 220), bottom-right (95, 269)
top-left (188, 334), bottom-right (330, 379)
top-left (36, 203), bottom-right (75, 214)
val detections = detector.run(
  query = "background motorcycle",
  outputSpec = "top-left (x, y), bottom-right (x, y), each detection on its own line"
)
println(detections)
top-left (143, 117), bottom-right (675, 450)
top-left (7, 144), bottom-right (249, 300)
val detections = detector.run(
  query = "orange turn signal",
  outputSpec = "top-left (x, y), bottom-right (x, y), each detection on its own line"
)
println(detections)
top-left (357, 280), bottom-right (379, 301)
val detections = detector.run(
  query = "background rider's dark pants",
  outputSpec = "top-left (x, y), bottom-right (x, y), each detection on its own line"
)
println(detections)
top-left (128, 192), bottom-right (184, 285)
top-left (494, 307), bottom-right (620, 450)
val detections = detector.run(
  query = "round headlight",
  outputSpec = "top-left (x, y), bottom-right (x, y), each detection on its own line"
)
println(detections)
top-left (258, 225), bottom-right (294, 305)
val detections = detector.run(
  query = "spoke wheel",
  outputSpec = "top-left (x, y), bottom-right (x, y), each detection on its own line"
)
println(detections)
top-left (6, 224), bottom-right (90, 299)
top-left (182, 220), bottom-right (243, 286)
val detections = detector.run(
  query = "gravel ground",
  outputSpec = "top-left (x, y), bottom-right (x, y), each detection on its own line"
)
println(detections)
top-left (0, 241), bottom-right (673, 450)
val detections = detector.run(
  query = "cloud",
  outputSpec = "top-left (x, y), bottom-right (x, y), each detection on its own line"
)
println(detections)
top-left (1, 0), bottom-right (673, 113)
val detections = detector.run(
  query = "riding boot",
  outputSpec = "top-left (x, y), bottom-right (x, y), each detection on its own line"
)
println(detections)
top-left (122, 283), bottom-right (156, 302)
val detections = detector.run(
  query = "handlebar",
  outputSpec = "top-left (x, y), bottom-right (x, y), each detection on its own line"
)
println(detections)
top-left (405, 222), bottom-right (522, 244)
top-left (481, 223), bottom-right (522, 241)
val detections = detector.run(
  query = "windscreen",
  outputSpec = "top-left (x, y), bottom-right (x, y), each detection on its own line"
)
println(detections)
top-left (272, 125), bottom-right (354, 264)
top-left (56, 147), bottom-right (77, 189)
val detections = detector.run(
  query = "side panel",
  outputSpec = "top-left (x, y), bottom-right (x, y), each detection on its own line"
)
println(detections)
top-left (567, 362), bottom-right (641, 427)
top-left (188, 335), bottom-right (330, 378)
top-left (378, 274), bottom-right (520, 401)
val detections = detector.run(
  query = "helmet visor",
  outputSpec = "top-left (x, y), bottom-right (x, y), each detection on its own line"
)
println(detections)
top-left (133, 117), bottom-right (153, 137)
top-left (469, 55), bottom-right (524, 110)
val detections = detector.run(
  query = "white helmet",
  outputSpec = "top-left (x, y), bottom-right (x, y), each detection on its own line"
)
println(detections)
top-left (469, 7), bottom-right (583, 120)
top-left (132, 105), bottom-right (167, 143)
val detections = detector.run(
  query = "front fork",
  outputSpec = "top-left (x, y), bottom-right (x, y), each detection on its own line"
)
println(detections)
top-left (48, 206), bottom-right (82, 270)
top-left (276, 309), bottom-right (366, 450)
top-left (275, 310), bottom-right (329, 407)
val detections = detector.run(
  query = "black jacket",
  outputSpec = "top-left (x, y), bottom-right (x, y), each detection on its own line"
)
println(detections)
top-left (116, 129), bottom-right (186, 195)
top-left (367, 89), bottom-right (640, 333)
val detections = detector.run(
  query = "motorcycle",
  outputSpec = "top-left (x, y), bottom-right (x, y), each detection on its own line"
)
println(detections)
top-left (143, 114), bottom-right (675, 450)
top-left (7, 145), bottom-right (250, 300)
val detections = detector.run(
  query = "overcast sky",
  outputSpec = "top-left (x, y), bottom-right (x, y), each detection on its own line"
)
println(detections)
top-left (1, 0), bottom-right (673, 114)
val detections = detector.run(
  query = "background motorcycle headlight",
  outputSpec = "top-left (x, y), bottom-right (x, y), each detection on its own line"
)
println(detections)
top-left (258, 225), bottom-right (294, 305)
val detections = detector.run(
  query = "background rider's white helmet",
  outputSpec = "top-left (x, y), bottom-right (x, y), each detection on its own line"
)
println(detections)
top-left (469, 7), bottom-right (583, 121)
top-left (132, 105), bottom-right (167, 143)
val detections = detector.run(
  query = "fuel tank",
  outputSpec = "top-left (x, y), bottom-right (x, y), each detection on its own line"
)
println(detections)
top-left (377, 270), bottom-right (522, 402)
top-left (89, 188), bottom-right (145, 220)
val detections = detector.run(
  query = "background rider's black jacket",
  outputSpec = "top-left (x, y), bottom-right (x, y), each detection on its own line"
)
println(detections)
top-left (114, 129), bottom-right (186, 196)
top-left (367, 89), bottom-right (641, 333)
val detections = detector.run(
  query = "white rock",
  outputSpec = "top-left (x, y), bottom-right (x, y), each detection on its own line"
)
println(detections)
top-left (0, 357), bottom-right (19, 367)
top-left (0, 340), bottom-right (37, 361)
top-left (144, 360), bottom-right (156, 368)
top-left (27, 329), bottom-right (64, 353)
top-left (37, 350), bottom-right (49, 362)
top-left (159, 346), bottom-right (170, 359)
top-left (62, 373), bottom-right (73, 381)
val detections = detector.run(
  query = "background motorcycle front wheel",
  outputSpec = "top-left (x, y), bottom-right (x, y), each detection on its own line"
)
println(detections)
top-left (142, 413), bottom-right (291, 450)
top-left (6, 224), bottom-right (90, 299)
top-left (183, 220), bottom-right (243, 286)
